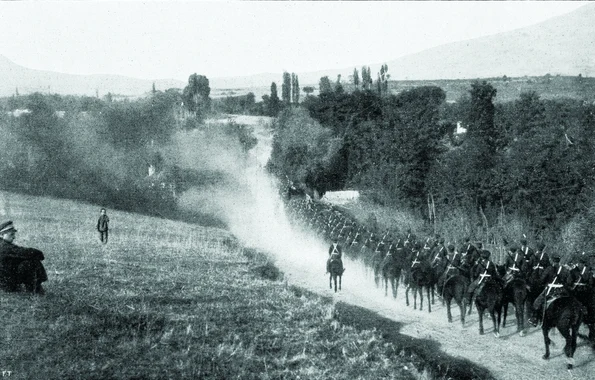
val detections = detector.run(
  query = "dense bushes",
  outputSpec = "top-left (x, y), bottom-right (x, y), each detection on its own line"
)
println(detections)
top-left (269, 81), bottom-right (595, 247)
top-left (0, 91), bottom-right (255, 227)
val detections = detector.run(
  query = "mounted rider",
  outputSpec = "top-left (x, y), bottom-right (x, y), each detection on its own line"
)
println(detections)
top-left (466, 249), bottom-right (501, 304)
top-left (519, 237), bottom-right (534, 260)
top-left (529, 255), bottom-right (573, 327)
top-left (503, 245), bottom-right (525, 284)
top-left (437, 244), bottom-right (461, 291)
top-left (530, 242), bottom-right (550, 273)
top-left (569, 254), bottom-right (595, 325)
top-left (327, 237), bottom-right (344, 274)
top-left (431, 237), bottom-right (447, 262)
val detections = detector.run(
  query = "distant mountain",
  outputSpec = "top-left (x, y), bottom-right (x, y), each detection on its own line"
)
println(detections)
top-left (211, 4), bottom-right (595, 88)
top-left (0, 55), bottom-right (185, 97)
top-left (385, 3), bottom-right (595, 80)
top-left (2, 4), bottom-right (594, 97)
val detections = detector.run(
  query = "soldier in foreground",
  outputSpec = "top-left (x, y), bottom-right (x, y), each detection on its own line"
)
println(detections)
top-left (0, 221), bottom-right (47, 294)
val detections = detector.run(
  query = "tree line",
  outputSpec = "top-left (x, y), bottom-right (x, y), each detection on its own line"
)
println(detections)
top-left (267, 71), bottom-right (595, 250)
top-left (0, 73), bottom-right (256, 227)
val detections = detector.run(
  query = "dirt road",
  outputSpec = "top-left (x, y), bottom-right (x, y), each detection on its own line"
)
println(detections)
top-left (224, 114), bottom-right (595, 379)
top-left (276, 253), bottom-right (595, 380)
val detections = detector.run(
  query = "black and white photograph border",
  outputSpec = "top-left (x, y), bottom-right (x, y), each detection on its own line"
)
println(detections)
top-left (0, 1), bottom-right (594, 379)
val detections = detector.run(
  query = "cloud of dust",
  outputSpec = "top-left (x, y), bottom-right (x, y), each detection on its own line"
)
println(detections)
top-left (174, 116), bottom-right (382, 300)
top-left (174, 118), bottom-right (329, 269)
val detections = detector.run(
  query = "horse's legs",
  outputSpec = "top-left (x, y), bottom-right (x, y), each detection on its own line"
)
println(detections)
top-left (459, 298), bottom-right (466, 326)
top-left (382, 274), bottom-right (389, 297)
top-left (392, 277), bottom-right (398, 299)
top-left (405, 285), bottom-right (410, 307)
top-left (570, 324), bottom-right (579, 369)
top-left (329, 274), bottom-right (332, 290)
top-left (558, 323), bottom-right (575, 369)
top-left (478, 305), bottom-right (484, 335)
top-left (491, 309), bottom-right (500, 338)
top-left (338, 275), bottom-right (341, 291)
top-left (417, 286), bottom-right (422, 311)
top-left (446, 297), bottom-right (453, 323)
top-left (542, 326), bottom-right (552, 360)
top-left (334, 275), bottom-right (338, 293)
top-left (502, 302), bottom-right (509, 328)
top-left (427, 286), bottom-right (432, 313)
top-left (374, 265), bottom-right (381, 288)
top-left (516, 299), bottom-right (525, 334)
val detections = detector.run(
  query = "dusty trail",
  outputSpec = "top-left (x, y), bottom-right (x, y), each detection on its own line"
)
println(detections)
top-left (212, 115), bottom-right (595, 380)
top-left (277, 253), bottom-right (595, 380)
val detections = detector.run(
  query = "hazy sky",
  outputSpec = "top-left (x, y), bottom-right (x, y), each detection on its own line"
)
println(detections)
top-left (0, 1), bottom-right (588, 81)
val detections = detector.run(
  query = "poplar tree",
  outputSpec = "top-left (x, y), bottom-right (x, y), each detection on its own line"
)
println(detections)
top-left (282, 72), bottom-right (291, 105)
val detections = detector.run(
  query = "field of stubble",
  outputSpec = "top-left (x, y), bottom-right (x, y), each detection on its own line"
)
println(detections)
top-left (0, 191), bottom-right (425, 380)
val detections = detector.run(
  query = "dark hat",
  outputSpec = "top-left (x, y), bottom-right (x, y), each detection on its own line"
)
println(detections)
top-left (578, 256), bottom-right (588, 264)
top-left (447, 244), bottom-right (455, 252)
top-left (520, 238), bottom-right (528, 246)
top-left (536, 242), bottom-right (545, 251)
top-left (0, 220), bottom-right (16, 234)
top-left (509, 245), bottom-right (519, 253)
top-left (476, 242), bottom-right (483, 249)
top-left (481, 250), bottom-right (491, 259)
top-left (551, 256), bottom-right (561, 263)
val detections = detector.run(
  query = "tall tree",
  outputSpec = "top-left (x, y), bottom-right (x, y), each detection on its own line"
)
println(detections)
top-left (378, 64), bottom-right (390, 95)
top-left (361, 66), bottom-right (373, 90)
top-left (303, 86), bottom-right (314, 97)
top-left (467, 81), bottom-right (498, 159)
top-left (291, 73), bottom-right (300, 104)
top-left (182, 73), bottom-right (211, 120)
top-left (319, 76), bottom-right (333, 94)
top-left (282, 72), bottom-right (291, 105)
top-left (352, 68), bottom-right (360, 89)
top-left (267, 82), bottom-right (281, 116)
top-left (335, 74), bottom-right (344, 94)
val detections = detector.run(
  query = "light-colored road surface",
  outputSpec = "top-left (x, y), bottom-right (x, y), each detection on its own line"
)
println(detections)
top-left (277, 253), bottom-right (595, 380)
top-left (220, 114), bottom-right (595, 380)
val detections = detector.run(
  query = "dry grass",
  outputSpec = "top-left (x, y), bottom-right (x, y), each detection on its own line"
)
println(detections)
top-left (0, 191), bottom-right (418, 379)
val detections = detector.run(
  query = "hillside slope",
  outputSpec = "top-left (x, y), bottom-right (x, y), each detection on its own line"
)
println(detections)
top-left (0, 191), bottom-right (436, 379)
top-left (0, 54), bottom-right (184, 97)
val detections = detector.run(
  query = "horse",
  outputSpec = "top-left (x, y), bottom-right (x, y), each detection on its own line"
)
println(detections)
top-left (372, 245), bottom-right (385, 288)
top-left (499, 265), bottom-right (529, 336)
top-left (381, 243), bottom-right (404, 298)
top-left (405, 254), bottom-right (436, 312)
top-left (327, 255), bottom-right (344, 293)
top-left (526, 264), bottom-right (547, 324)
top-left (571, 284), bottom-right (595, 346)
top-left (442, 274), bottom-right (469, 325)
top-left (541, 296), bottom-right (584, 369)
top-left (474, 276), bottom-right (503, 337)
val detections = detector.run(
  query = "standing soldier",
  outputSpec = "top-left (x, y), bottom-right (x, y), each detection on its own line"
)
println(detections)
top-left (97, 208), bottom-right (110, 244)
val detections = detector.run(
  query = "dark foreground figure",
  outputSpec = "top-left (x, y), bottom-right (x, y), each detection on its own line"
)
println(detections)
top-left (327, 240), bottom-right (344, 292)
top-left (0, 221), bottom-right (47, 294)
top-left (97, 208), bottom-right (109, 244)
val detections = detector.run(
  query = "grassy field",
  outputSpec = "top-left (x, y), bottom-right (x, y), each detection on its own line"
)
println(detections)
top-left (0, 191), bottom-right (427, 379)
